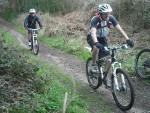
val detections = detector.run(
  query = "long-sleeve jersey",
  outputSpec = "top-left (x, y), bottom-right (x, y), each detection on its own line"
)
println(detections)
top-left (24, 15), bottom-right (43, 29)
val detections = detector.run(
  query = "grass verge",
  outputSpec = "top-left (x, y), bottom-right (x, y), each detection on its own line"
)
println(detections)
top-left (0, 27), bottom-right (90, 113)
top-left (39, 35), bottom-right (91, 60)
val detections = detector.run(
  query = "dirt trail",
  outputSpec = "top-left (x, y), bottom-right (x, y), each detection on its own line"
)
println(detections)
top-left (0, 19), bottom-right (150, 113)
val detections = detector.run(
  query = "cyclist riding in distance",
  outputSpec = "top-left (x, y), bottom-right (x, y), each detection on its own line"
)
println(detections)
top-left (24, 8), bottom-right (43, 47)
top-left (87, 3), bottom-right (134, 73)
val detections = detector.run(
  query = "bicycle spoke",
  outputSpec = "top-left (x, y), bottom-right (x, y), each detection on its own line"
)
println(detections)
top-left (90, 76), bottom-right (99, 85)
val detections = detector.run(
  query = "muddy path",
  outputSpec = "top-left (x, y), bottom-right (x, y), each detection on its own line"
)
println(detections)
top-left (0, 19), bottom-right (150, 113)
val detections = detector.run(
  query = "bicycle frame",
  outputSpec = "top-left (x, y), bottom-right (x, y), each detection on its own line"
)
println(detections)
top-left (86, 44), bottom-right (134, 110)
top-left (31, 31), bottom-right (37, 47)
top-left (98, 44), bottom-right (128, 90)
top-left (29, 28), bottom-right (40, 46)
top-left (28, 28), bottom-right (40, 55)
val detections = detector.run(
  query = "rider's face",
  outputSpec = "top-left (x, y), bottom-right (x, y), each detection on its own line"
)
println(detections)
top-left (30, 13), bottom-right (35, 17)
top-left (100, 13), bottom-right (109, 20)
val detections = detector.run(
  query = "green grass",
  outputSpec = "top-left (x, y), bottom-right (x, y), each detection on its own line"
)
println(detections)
top-left (118, 51), bottom-right (135, 74)
top-left (16, 53), bottom-right (90, 113)
top-left (0, 28), bottom-right (19, 47)
top-left (39, 35), bottom-right (91, 60)
top-left (0, 27), bottom-right (90, 113)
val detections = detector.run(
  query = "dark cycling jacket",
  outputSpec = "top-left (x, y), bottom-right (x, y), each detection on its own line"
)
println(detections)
top-left (24, 15), bottom-right (43, 29)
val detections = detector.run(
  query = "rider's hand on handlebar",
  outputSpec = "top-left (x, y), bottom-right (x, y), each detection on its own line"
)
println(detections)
top-left (126, 39), bottom-right (134, 48)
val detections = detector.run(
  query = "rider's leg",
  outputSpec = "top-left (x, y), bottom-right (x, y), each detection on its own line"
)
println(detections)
top-left (91, 46), bottom-right (99, 72)
top-left (87, 34), bottom-right (99, 72)
top-left (105, 58), bottom-right (112, 73)
top-left (98, 38), bottom-right (111, 87)
top-left (103, 58), bottom-right (111, 88)
top-left (92, 46), bottom-right (99, 64)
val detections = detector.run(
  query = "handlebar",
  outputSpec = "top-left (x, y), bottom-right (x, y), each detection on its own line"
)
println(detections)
top-left (28, 28), bottom-right (40, 31)
top-left (108, 43), bottom-right (129, 51)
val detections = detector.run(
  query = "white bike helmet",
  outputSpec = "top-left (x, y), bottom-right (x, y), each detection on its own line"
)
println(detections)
top-left (97, 4), bottom-right (112, 13)
top-left (29, 8), bottom-right (36, 13)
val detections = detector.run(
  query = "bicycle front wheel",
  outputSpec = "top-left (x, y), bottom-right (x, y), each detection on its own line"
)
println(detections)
top-left (33, 39), bottom-right (39, 55)
top-left (135, 49), bottom-right (150, 79)
top-left (111, 68), bottom-right (134, 111)
top-left (86, 57), bottom-right (101, 89)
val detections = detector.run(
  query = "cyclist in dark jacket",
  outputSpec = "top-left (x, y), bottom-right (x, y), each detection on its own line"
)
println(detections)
top-left (24, 8), bottom-right (43, 46)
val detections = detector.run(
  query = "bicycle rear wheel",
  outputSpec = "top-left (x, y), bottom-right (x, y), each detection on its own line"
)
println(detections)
top-left (111, 68), bottom-right (134, 111)
top-left (135, 49), bottom-right (150, 79)
top-left (33, 39), bottom-right (39, 55)
top-left (86, 57), bottom-right (102, 89)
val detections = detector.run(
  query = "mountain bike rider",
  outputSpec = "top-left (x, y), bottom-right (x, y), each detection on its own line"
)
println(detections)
top-left (24, 8), bottom-right (43, 46)
top-left (87, 3), bottom-right (134, 73)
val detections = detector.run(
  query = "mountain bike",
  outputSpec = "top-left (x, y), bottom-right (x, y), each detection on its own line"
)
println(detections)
top-left (86, 44), bottom-right (135, 111)
top-left (28, 28), bottom-right (40, 55)
top-left (135, 48), bottom-right (150, 79)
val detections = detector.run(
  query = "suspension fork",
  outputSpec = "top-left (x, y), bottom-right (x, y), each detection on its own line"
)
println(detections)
top-left (121, 72), bottom-right (126, 89)
top-left (32, 36), bottom-right (35, 46)
top-left (34, 32), bottom-right (38, 43)
top-left (31, 35), bottom-right (35, 49)
top-left (100, 66), bottom-right (104, 79)
top-left (112, 62), bottom-right (126, 91)
top-left (32, 32), bottom-right (37, 46)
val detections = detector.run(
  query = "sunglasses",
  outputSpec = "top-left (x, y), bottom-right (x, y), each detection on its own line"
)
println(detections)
top-left (100, 13), bottom-right (109, 16)
top-left (30, 13), bottom-right (35, 14)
